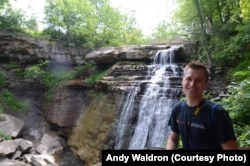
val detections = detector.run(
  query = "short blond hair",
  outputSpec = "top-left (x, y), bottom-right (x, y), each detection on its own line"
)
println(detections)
top-left (183, 61), bottom-right (210, 81)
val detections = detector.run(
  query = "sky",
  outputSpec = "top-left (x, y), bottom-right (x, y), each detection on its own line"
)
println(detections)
top-left (10, 0), bottom-right (177, 35)
top-left (110, 0), bottom-right (177, 35)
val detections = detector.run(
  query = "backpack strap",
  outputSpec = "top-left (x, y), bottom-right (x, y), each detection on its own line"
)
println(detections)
top-left (210, 103), bottom-right (218, 124)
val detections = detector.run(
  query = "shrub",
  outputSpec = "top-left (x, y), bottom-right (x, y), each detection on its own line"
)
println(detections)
top-left (220, 66), bottom-right (250, 147)
top-left (0, 131), bottom-right (11, 140)
top-left (85, 70), bottom-right (108, 85)
top-left (0, 89), bottom-right (28, 113)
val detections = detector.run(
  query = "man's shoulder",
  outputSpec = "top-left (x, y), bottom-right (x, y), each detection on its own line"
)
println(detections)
top-left (171, 101), bottom-right (185, 119)
top-left (173, 100), bottom-right (185, 110)
top-left (202, 99), bottom-right (224, 111)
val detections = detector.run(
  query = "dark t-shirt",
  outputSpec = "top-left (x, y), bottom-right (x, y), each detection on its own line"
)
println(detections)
top-left (168, 99), bottom-right (236, 149)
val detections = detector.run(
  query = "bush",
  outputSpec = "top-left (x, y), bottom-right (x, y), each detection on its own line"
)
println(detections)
top-left (0, 89), bottom-right (28, 113)
top-left (85, 70), bottom-right (108, 85)
top-left (220, 66), bottom-right (250, 147)
top-left (234, 124), bottom-right (250, 147)
top-left (0, 131), bottom-right (11, 140)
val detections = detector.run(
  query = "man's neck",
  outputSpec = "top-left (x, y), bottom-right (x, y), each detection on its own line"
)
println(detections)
top-left (186, 98), bottom-right (203, 107)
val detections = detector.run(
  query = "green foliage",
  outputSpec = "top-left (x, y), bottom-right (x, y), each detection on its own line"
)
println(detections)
top-left (0, 7), bottom-right (23, 32)
top-left (173, 0), bottom-right (245, 66)
top-left (151, 21), bottom-right (183, 42)
top-left (220, 67), bottom-right (250, 147)
top-left (1, 0), bottom-right (148, 46)
top-left (0, 71), bottom-right (6, 88)
top-left (212, 20), bottom-right (250, 66)
top-left (173, 0), bottom-right (199, 39)
top-left (25, 66), bottom-right (45, 83)
top-left (73, 64), bottom-right (91, 78)
top-left (0, 0), bottom-right (9, 9)
top-left (0, 61), bottom-right (20, 69)
top-left (24, 60), bottom-right (85, 88)
top-left (115, 61), bottom-right (146, 65)
top-left (118, 12), bottom-right (145, 45)
top-left (240, 0), bottom-right (250, 20)
top-left (23, 60), bottom-right (96, 104)
top-left (85, 70), bottom-right (108, 85)
top-left (43, 0), bottom-right (146, 48)
top-left (24, 60), bottom-right (49, 85)
top-left (225, 81), bottom-right (250, 124)
top-left (0, 1), bottom-right (41, 36)
top-left (0, 89), bottom-right (28, 113)
top-left (24, 61), bottom-right (57, 103)
top-left (234, 124), bottom-right (250, 147)
top-left (0, 131), bottom-right (11, 140)
top-left (42, 68), bottom-right (81, 89)
top-left (233, 66), bottom-right (250, 81)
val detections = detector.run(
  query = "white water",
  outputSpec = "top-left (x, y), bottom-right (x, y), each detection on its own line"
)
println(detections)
top-left (114, 85), bottom-right (139, 149)
top-left (115, 47), bottom-right (182, 149)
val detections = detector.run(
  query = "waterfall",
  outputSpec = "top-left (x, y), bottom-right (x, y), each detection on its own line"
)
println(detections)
top-left (115, 47), bottom-right (183, 149)
top-left (114, 85), bottom-right (139, 149)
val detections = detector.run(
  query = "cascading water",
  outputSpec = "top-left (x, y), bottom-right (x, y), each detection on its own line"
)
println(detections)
top-left (115, 47), bottom-right (183, 149)
top-left (114, 85), bottom-right (140, 149)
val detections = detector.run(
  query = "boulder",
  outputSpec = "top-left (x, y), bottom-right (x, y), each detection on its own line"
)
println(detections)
top-left (0, 114), bottom-right (24, 138)
top-left (24, 154), bottom-right (56, 166)
top-left (0, 157), bottom-right (21, 166)
top-left (0, 139), bottom-right (20, 156)
top-left (0, 113), bottom-right (61, 165)
top-left (0, 135), bottom-right (60, 165)
top-left (36, 134), bottom-right (63, 155)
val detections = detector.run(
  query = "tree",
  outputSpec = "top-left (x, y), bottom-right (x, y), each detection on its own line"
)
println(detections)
top-left (240, 0), bottom-right (250, 21)
top-left (0, 0), bottom-right (8, 9)
top-left (119, 11), bottom-right (144, 45)
top-left (44, 0), bottom-right (146, 48)
top-left (151, 21), bottom-right (184, 43)
top-left (1, 7), bottom-right (24, 32)
top-left (23, 16), bottom-right (39, 31)
top-left (173, 0), bottom-right (244, 67)
top-left (88, 0), bottom-right (124, 46)
top-left (0, 0), bottom-right (39, 33)
top-left (173, 0), bottom-right (199, 39)
top-left (44, 0), bottom-right (94, 46)
top-left (192, 0), bottom-right (213, 66)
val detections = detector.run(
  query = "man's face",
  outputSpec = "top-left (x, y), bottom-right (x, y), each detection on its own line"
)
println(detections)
top-left (182, 68), bottom-right (208, 98)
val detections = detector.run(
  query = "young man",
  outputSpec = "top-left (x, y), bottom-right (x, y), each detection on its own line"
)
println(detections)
top-left (166, 61), bottom-right (238, 150)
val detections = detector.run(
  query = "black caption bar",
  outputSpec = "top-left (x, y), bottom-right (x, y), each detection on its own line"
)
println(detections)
top-left (102, 150), bottom-right (250, 166)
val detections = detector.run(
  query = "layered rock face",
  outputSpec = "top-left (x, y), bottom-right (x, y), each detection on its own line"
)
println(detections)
top-left (86, 46), bottom-right (187, 91)
top-left (85, 45), bottom-right (186, 65)
top-left (0, 34), bottom-right (85, 65)
top-left (46, 86), bottom-right (91, 127)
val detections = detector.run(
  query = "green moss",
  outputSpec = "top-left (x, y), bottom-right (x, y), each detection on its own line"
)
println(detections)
top-left (68, 93), bottom-right (116, 165)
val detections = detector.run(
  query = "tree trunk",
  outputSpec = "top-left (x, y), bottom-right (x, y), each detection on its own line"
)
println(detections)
top-left (193, 0), bottom-right (213, 67)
